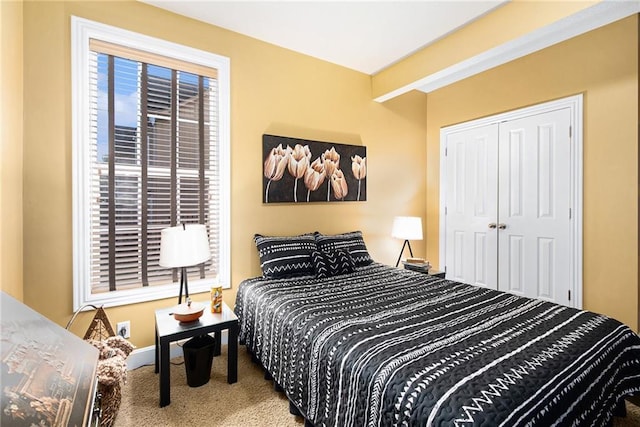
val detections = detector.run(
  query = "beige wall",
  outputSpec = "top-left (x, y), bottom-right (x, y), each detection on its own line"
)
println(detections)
top-left (425, 15), bottom-right (639, 329)
top-left (0, 0), bottom-right (24, 301)
top-left (21, 1), bottom-right (427, 347)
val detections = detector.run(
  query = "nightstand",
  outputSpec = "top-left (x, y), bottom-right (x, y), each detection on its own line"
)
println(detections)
top-left (427, 270), bottom-right (445, 279)
top-left (403, 264), bottom-right (445, 279)
top-left (154, 301), bottom-right (238, 407)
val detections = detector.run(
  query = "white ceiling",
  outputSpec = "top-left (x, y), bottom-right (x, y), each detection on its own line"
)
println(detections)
top-left (141, 1), bottom-right (507, 75)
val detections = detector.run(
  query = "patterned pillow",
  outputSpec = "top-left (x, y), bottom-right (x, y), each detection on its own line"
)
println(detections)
top-left (254, 234), bottom-right (317, 278)
top-left (311, 250), bottom-right (356, 279)
top-left (314, 231), bottom-right (373, 267)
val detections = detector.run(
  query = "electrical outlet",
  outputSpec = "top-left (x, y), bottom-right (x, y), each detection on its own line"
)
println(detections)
top-left (116, 320), bottom-right (131, 339)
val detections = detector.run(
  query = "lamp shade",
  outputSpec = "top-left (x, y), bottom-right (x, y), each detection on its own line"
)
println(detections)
top-left (391, 216), bottom-right (423, 240)
top-left (159, 224), bottom-right (211, 268)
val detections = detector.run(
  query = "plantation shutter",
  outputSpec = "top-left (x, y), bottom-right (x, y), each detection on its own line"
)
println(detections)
top-left (87, 39), bottom-right (220, 294)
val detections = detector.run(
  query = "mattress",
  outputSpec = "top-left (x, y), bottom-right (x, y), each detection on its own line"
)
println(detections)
top-left (235, 263), bottom-right (640, 426)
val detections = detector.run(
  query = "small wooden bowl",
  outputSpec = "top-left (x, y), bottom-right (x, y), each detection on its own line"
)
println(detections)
top-left (173, 301), bottom-right (205, 323)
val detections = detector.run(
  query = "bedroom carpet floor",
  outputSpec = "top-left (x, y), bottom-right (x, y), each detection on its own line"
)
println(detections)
top-left (115, 345), bottom-right (640, 426)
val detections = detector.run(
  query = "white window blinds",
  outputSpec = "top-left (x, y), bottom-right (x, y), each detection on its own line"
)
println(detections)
top-left (87, 40), bottom-right (220, 295)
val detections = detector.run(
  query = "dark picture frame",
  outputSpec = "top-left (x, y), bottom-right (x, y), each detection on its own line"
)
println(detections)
top-left (262, 134), bottom-right (367, 203)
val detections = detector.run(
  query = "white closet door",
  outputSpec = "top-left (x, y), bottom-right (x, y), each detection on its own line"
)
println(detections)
top-left (444, 124), bottom-right (499, 289)
top-left (497, 108), bottom-right (572, 305)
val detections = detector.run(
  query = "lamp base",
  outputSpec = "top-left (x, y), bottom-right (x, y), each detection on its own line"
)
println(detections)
top-left (172, 301), bottom-right (205, 323)
top-left (395, 240), bottom-right (414, 267)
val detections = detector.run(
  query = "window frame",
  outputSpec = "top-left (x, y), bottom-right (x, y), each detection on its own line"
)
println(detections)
top-left (71, 16), bottom-right (231, 310)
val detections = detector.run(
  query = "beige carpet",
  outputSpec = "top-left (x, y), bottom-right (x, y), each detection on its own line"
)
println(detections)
top-left (115, 346), bottom-right (302, 427)
top-left (115, 345), bottom-right (640, 426)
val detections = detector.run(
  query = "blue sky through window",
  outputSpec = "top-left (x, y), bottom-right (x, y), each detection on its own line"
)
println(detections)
top-left (97, 55), bottom-right (140, 162)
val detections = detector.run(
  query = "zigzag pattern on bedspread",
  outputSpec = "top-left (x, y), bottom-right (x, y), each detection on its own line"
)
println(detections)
top-left (235, 263), bottom-right (640, 427)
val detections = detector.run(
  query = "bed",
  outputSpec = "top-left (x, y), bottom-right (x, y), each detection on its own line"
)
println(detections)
top-left (236, 232), bottom-right (640, 426)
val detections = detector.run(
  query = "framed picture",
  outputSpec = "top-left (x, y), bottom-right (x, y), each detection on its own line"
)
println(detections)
top-left (262, 134), bottom-right (367, 203)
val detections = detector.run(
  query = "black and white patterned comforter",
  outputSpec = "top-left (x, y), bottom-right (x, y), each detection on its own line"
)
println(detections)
top-left (235, 263), bottom-right (640, 426)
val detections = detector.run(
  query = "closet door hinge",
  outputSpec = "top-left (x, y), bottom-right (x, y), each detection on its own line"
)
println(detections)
top-left (568, 290), bottom-right (571, 301)
top-left (569, 208), bottom-right (572, 219)
top-left (569, 126), bottom-right (572, 138)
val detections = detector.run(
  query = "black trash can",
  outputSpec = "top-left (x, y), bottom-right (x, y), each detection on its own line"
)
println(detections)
top-left (183, 334), bottom-right (216, 387)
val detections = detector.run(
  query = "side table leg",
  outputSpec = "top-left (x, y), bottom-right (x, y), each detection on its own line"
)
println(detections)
top-left (159, 339), bottom-right (171, 407)
top-left (213, 331), bottom-right (221, 357)
top-left (227, 324), bottom-right (238, 384)
top-left (154, 324), bottom-right (159, 374)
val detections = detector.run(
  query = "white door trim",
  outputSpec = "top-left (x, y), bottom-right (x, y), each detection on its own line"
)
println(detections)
top-left (439, 94), bottom-right (583, 308)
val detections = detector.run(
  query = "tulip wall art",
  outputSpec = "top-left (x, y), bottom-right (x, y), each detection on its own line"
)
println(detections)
top-left (263, 134), bottom-right (367, 203)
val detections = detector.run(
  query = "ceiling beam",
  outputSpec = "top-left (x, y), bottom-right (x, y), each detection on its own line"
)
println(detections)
top-left (373, 1), bottom-right (639, 103)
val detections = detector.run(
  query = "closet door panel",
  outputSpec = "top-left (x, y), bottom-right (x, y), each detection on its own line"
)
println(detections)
top-left (497, 108), bottom-right (571, 304)
top-left (444, 124), bottom-right (498, 289)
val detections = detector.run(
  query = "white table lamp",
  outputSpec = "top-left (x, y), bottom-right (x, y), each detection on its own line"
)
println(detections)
top-left (159, 224), bottom-right (211, 307)
top-left (391, 216), bottom-right (423, 267)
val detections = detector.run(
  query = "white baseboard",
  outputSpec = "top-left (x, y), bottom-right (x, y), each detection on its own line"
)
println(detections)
top-left (126, 331), bottom-right (228, 370)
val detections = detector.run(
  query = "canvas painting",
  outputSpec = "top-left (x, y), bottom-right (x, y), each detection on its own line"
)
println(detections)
top-left (1, 292), bottom-right (99, 427)
top-left (262, 134), bottom-right (367, 203)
